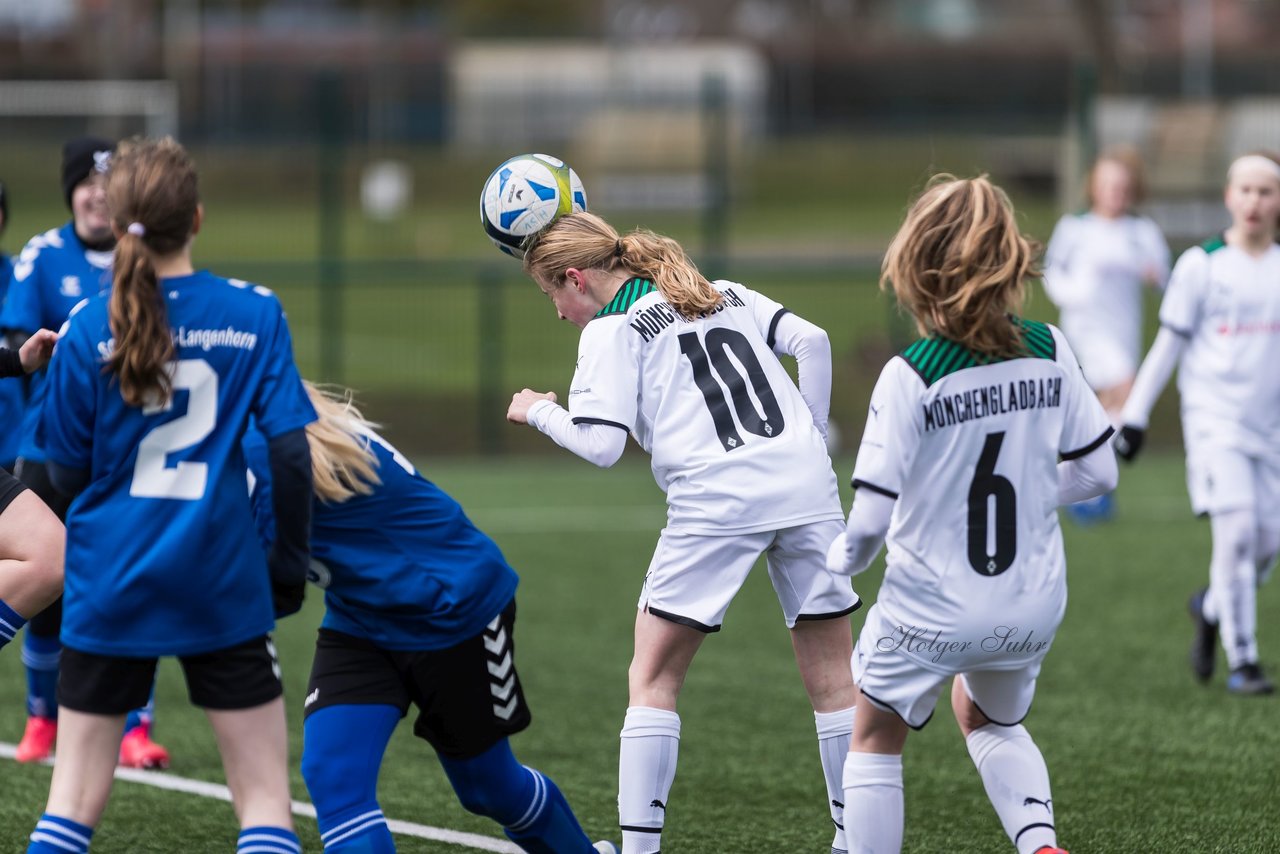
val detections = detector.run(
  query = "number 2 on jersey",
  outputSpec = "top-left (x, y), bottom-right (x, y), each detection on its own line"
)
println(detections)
top-left (130, 359), bottom-right (218, 500)
top-left (678, 328), bottom-right (785, 451)
top-left (967, 431), bottom-right (1016, 576)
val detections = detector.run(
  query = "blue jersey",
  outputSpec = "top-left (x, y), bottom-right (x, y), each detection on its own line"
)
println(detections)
top-left (244, 426), bottom-right (518, 651)
top-left (0, 252), bottom-right (22, 465)
top-left (0, 222), bottom-right (113, 462)
top-left (38, 271), bottom-right (316, 657)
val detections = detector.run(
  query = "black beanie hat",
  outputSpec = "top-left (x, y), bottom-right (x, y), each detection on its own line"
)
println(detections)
top-left (61, 136), bottom-right (115, 210)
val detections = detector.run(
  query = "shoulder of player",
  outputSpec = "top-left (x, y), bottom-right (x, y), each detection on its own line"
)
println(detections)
top-left (12, 226), bottom-right (68, 280)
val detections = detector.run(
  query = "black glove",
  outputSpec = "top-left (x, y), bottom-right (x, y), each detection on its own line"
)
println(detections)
top-left (1113, 425), bottom-right (1145, 462)
top-left (271, 578), bottom-right (306, 618)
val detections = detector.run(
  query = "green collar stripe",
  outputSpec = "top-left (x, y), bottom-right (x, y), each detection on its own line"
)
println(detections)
top-left (1201, 234), bottom-right (1227, 254)
top-left (902, 318), bottom-right (1056, 386)
top-left (595, 278), bottom-right (656, 318)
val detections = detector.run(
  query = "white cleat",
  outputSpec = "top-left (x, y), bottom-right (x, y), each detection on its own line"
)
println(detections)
top-left (593, 843), bottom-right (621, 854)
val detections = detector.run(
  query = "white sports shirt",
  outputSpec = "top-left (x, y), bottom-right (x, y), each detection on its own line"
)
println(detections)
top-left (852, 322), bottom-right (1113, 670)
top-left (1042, 212), bottom-right (1169, 388)
top-left (566, 278), bottom-right (842, 535)
top-left (1160, 237), bottom-right (1280, 456)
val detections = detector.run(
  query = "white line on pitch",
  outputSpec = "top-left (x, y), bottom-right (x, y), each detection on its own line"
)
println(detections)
top-left (0, 742), bottom-right (520, 853)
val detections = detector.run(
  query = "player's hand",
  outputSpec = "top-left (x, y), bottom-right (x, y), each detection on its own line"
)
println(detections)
top-left (1113, 425), bottom-right (1145, 462)
top-left (271, 579), bottom-right (306, 618)
top-left (18, 329), bottom-right (58, 373)
top-left (825, 532), bottom-right (850, 575)
top-left (507, 389), bottom-right (557, 424)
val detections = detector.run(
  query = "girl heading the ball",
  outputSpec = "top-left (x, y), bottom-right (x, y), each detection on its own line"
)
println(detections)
top-left (508, 211), bottom-right (860, 854)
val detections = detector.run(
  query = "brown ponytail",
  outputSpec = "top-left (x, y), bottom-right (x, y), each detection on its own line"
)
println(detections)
top-left (524, 211), bottom-right (722, 320)
top-left (104, 137), bottom-right (199, 407)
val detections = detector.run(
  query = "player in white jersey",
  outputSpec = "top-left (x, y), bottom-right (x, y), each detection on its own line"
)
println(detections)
top-left (829, 176), bottom-right (1117, 854)
top-left (1115, 152), bottom-right (1280, 696)
top-left (507, 212), bottom-right (860, 854)
top-left (1043, 149), bottom-right (1169, 523)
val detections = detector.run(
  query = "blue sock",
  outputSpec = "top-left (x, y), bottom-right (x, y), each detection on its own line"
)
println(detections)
top-left (0, 598), bottom-right (26, 650)
top-left (22, 632), bottom-right (60, 719)
top-left (28, 814), bottom-right (93, 853)
top-left (302, 704), bottom-right (400, 853)
top-left (237, 826), bottom-right (300, 854)
top-left (439, 739), bottom-right (594, 854)
top-left (124, 685), bottom-right (157, 733)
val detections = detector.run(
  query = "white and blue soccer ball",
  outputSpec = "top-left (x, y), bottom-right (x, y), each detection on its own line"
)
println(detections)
top-left (480, 153), bottom-right (587, 259)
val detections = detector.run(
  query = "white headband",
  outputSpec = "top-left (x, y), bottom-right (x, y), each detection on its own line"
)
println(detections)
top-left (1228, 154), bottom-right (1280, 183)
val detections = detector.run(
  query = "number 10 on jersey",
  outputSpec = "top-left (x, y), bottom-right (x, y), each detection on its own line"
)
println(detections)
top-left (678, 329), bottom-right (786, 452)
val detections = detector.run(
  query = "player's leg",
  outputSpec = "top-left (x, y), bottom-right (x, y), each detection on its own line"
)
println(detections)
top-left (13, 460), bottom-right (73, 763)
top-left (300, 629), bottom-right (407, 852)
top-left (26, 646), bottom-right (154, 853)
top-left (408, 600), bottom-right (605, 853)
top-left (621, 530), bottom-right (756, 854)
top-left (953, 670), bottom-right (1061, 854)
top-left (0, 476), bottom-right (63, 649)
top-left (841, 605), bottom-right (943, 854)
top-left (770, 521), bottom-right (861, 854)
top-left (1204, 506), bottom-right (1272, 693)
top-left (185, 635), bottom-right (300, 851)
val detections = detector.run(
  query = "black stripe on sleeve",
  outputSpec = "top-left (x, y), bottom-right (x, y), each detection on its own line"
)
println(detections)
top-left (1060, 426), bottom-right (1115, 461)
top-left (1160, 322), bottom-right (1192, 339)
top-left (851, 478), bottom-right (899, 499)
top-left (766, 308), bottom-right (791, 349)
top-left (570, 416), bottom-right (630, 432)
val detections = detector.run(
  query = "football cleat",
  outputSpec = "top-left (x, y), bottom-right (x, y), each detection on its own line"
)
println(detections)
top-left (1032, 848), bottom-right (1069, 854)
top-left (14, 715), bottom-right (57, 763)
top-left (119, 722), bottom-right (171, 769)
top-left (1226, 663), bottom-right (1275, 696)
top-left (592, 843), bottom-right (620, 854)
top-left (1188, 587), bottom-right (1218, 683)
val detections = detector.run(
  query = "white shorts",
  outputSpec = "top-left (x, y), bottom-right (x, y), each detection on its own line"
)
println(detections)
top-left (852, 604), bottom-right (1048, 730)
top-left (1071, 334), bottom-right (1136, 391)
top-left (638, 520), bottom-right (861, 632)
top-left (1185, 445), bottom-right (1280, 518)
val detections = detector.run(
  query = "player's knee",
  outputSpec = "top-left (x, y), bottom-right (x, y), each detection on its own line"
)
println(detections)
top-left (301, 740), bottom-right (374, 813)
top-left (441, 745), bottom-right (534, 825)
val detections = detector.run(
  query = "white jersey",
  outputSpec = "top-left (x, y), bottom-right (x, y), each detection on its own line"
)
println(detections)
top-left (566, 278), bottom-right (842, 535)
top-left (1043, 212), bottom-right (1170, 388)
top-left (1160, 236), bottom-right (1280, 456)
top-left (852, 321), bottom-right (1112, 671)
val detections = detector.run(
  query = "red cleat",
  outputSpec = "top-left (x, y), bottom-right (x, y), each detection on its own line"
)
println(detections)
top-left (14, 715), bottom-right (57, 763)
top-left (1033, 848), bottom-right (1069, 854)
top-left (119, 723), bottom-right (171, 770)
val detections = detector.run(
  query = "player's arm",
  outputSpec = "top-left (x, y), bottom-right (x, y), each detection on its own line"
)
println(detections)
top-left (826, 488), bottom-right (894, 577)
top-left (769, 311), bottom-right (832, 440)
top-left (509, 392), bottom-right (628, 468)
top-left (265, 428), bottom-right (312, 617)
top-left (1057, 441), bottom-right (1118, 505)
top-left (1041, 216), bottom-right (1081, 308)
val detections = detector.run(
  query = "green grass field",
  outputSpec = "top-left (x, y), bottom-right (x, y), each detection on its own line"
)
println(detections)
top-left (1, 452), bottom-right (1277, 853)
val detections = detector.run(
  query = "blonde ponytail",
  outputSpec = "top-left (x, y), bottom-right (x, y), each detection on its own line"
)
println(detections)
top-left (303, 382), bottom-right (383, 504)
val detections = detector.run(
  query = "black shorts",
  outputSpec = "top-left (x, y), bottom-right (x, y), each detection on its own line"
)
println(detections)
top-left (305, 598), bottom-right (532, 759)
top-left (14, 458), bottom-right (73, 520)
top-left (0, 468), bottom-right (26, 515)
top-left (59, 635), bottom-right (284, 714)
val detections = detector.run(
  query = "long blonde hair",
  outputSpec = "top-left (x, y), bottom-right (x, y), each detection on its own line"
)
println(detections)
top-left (881, 174), bottom-right (1038, 359)
top-left (105, 137), bottom-right (198, 406)
top-left (523, 211), bottom-right (722, 320)
top-left (303, 382), bottom-right (382, 504)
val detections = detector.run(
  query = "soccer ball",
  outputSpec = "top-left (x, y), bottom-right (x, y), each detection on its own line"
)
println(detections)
top-left (480, 153), bottom-right (587, 259)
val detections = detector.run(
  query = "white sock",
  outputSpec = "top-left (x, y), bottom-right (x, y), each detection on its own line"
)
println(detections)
top-left (618, 706), bottom-right (680, 854)
top-left (1209, 510), bottom-right (1259, 668)
top-left (815, 706), bottom-right (856, 853)
top-left (966, 724), bottom-right (1056, 854)
top-left (841, 751), bottom-right (903, 854)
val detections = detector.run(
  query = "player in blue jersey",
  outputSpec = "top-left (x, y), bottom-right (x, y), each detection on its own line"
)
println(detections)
top-left (24, 137), bottom-right (316, 854)
top-left (0, 328), bottom-right (63, 655)
top-left (1, 137), bottom-right (170, 769)
top-left (0, 179), bottom-right (26, 470)
top-left (243, 382), bottom-right (618, 854)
